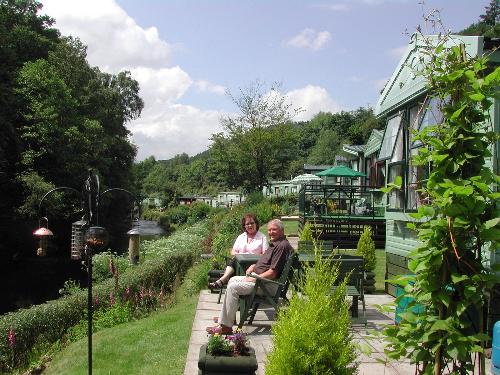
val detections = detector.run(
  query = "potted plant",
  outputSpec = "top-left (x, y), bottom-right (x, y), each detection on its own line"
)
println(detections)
top-left (198, 328), bottom-right (258, 374)
top-left (355, 227), bottom-right (377, 293)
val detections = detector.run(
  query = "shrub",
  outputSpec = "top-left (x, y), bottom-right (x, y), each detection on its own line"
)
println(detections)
top-left (266, 253), bottom-right (357, 375)
top-left (247, 201), bottom-right (273, 225)
top-left (244, 191), bottom-right (265, 206)
top-left (355, 227), bottom-right (376, 272)
top-left (187, 201), bottom-right (212, 224)
top-left (92, 251), bottom-right (131, 284)
top-left (166, 204), bottom-right (190, 225)
top-left (299, 221), bottom-right (314, 242)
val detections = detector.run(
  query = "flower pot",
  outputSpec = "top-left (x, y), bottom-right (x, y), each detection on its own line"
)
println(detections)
top-left (198, 344), bottom-right (258, 374)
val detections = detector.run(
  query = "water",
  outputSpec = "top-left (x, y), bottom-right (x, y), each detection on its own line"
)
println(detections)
top-left (136, 219), bottom-right (167, 240)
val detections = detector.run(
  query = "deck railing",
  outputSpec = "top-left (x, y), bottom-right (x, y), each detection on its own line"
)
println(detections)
top-left (298, 184), bottom-right (385, 219)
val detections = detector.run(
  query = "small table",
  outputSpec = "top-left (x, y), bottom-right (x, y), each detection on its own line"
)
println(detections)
top-left (234, 254), bottom-right (261, 276)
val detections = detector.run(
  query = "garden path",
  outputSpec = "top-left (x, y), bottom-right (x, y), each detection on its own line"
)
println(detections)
top-left (184, 290), bottom-right (417, 374)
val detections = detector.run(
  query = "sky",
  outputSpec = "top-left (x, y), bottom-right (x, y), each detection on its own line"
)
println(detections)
top-left (40, 0), bottom-right (489, 161)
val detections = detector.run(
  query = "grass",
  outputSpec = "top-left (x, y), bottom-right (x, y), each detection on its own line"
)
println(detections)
top-left (282, 219), bottom-right (299, 237)
top-left (334, 248), bottom-right (386, 292)
top-left (43, 260), bottom-right (211, 375)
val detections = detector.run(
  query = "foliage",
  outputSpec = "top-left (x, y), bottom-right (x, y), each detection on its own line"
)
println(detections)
top-left (210, 81), bottom-right (301, 191)
top-left (459, 0), bottom-right (500, 38)
top-left (206, 328), bottom-right (250, 356)
top-left (92, 251), bottom-right (131, 284)
top-left (299, 221), bottom-right (314, 242)
top-left (266, 253), bottom-right (357, 375)
top-left (381, 29), bottom-right (500, 374)
top-left (355, 227), bottom-right (376, 272)
top-left (206, 334), bottom-right (233, 356)
top-left (187, 201), bottom-right (212, 224)
top-left (244, 191), bottom-right (266, 206)
top-left (0, 222), bottom-right (208, 372)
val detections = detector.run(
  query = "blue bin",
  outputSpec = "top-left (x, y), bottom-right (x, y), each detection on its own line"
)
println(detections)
top-left (493, 320), bottom-right (500, 375)
top-left (394, 285), bottom-right (424, 324)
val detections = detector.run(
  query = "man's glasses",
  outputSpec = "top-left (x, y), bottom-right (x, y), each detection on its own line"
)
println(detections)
top-left (244, 222), bottom-right (256, 227)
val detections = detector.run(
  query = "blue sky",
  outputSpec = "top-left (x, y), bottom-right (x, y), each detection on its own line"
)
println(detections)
top-left (41, 0), bottom-right (489, 160)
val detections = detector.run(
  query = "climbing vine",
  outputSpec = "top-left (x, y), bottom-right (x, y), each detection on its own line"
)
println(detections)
top-left (382, 32), bottom-right (500, 375)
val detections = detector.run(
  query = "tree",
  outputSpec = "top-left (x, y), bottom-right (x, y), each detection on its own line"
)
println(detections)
top-left (459, 0), bottom-right (500, 38)
top-left (307, 128), bottom-right (343, 165)
top-left (210, 81), bottom-right (300, 191)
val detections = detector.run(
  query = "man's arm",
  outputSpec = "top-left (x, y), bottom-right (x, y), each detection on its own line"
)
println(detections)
top-left (245, 264), bottom-right (256, 275)
top-left (242, 268), bottom-right (278, 282)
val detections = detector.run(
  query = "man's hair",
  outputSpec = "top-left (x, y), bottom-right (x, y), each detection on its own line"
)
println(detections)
top-left (268, 219), bottom-right (284, 231)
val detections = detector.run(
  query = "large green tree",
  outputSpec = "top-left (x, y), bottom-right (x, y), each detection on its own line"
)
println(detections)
top-left (210, 81), bottom-right (300, 191)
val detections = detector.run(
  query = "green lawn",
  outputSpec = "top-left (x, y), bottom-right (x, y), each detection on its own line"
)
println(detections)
top-left (335, 248), bottom-right (386, 292)
top-left (44, 295), bottom-right (198, 375)
top-left (282, 219), bottom-right (299, 237)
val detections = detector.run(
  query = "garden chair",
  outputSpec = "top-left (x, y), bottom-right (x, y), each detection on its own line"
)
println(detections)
top-left (237, 252), bottom-right (298, 328)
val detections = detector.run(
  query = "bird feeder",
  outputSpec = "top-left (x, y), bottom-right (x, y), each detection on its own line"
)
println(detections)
top-left (33, 217), bottom-right (53, 257)
top-left (127, 227), bottom-right (141, 265)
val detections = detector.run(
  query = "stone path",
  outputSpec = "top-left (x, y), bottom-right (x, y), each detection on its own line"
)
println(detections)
top-left (184, 288), bottom-right (412, 375)
top-left (184, 235), bottom-right (494, 374)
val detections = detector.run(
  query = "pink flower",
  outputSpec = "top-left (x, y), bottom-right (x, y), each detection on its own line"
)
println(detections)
top-left (124, 286), bottom-right (131, 300)
top-left (108, 257), bottom-right (116, 275)
top-left (139, 287), bottom-right (145, 301)
top-left (7, 328), bottom-right (15, 348)
top-left (109, 291), bottom-right (115, 305)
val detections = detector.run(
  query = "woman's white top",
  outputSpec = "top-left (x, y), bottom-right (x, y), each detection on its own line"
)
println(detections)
top-left (231, 231), bottom-right (268, 255)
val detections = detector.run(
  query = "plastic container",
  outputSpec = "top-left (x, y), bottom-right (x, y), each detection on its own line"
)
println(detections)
top-left (492, 320), bottom-right (500, 375)
top-left (394, 285), bottom-right (424, 324)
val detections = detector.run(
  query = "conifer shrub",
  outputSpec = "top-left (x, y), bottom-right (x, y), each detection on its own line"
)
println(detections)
top-left (266, 253), bottom-right (358, 375)
top-left (355, 227), bottom-right (376, 272)
top-left (299, 221), bottom-right (313, 242)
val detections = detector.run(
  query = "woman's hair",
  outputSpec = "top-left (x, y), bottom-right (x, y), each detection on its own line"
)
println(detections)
top-left (241, 213), bottom-right (260, 232)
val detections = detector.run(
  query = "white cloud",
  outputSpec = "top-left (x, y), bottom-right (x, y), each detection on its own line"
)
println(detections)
top-left (195, 80), bottom-right (226, 95)
top-left (286, 85), bottom-right (341, 121)
top-left (284, 28), bottom-right (331, 51)
top-left (42, 0), bottom-right (171, 72)
top-left (40, 0), bottom-right (226, 160)
top-left (131, 105), bottom-right (224, 161)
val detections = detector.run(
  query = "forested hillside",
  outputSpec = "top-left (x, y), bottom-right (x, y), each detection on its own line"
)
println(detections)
top-left (133, 105), bottom-right (383, 205)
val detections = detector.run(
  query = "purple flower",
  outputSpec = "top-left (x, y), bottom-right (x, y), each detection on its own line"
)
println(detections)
top-left (109, 291), bottom-right (115, 305)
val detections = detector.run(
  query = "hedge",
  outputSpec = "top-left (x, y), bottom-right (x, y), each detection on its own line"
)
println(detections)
top-left (0, 222), bottom-right (208, 372)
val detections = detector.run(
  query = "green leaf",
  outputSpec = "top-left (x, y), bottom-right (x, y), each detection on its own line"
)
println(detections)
top-left (450, 105), bottom-right (466, 120)
top-left (468, 92), bottom-right (485, 101)
top-left (451, 274), bottom-right (469, 284)
top-left (484, 218), bottom-right (500, 229)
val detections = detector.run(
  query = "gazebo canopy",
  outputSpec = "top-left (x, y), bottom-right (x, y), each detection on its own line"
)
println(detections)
top-left (291, 173), bottom-right (322, 183)
top-left (315, 165), bottom-right (366, 178)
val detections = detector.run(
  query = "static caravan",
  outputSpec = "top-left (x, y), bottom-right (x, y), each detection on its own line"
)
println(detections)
top-left (374, 34), bottom-right (499, 301)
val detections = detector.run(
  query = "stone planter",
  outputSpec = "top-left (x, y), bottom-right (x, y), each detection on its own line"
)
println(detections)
top-left (198, 344), bottom-right (258, 374)
top-left (364, 271), bottom-right (376, 293)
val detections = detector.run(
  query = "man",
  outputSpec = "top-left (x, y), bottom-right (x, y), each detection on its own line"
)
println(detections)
top-left (207, 219), bottom-right (293, 334)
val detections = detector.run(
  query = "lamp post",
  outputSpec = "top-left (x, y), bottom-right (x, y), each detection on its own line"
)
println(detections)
top-left (34, 169), bottom-right (138, 375)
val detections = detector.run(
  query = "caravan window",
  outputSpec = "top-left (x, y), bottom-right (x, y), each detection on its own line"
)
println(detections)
top-left (378, 113), bottom-right (403, 161)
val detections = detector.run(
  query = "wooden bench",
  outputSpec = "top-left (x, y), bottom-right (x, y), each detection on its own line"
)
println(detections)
top-left (298, 254), bottom-right (366, 325)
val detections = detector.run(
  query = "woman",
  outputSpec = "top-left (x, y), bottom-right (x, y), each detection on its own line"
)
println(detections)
top-left (209, 213), bottom-right (268, 289)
